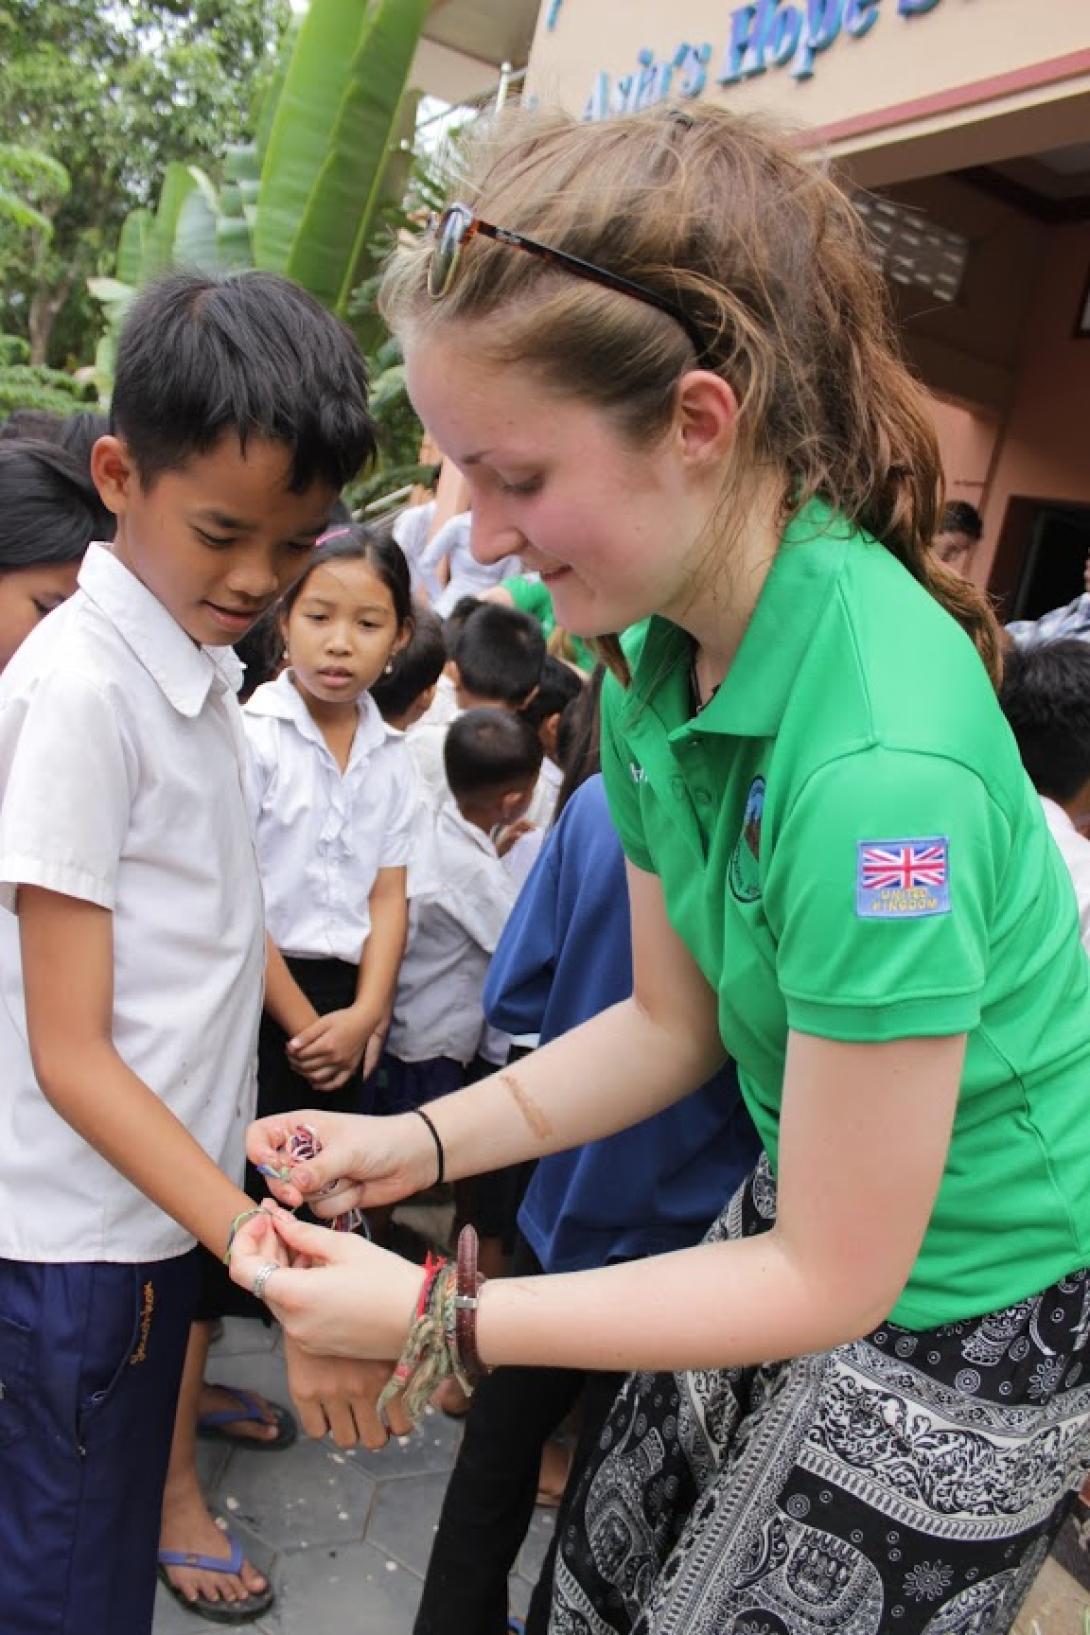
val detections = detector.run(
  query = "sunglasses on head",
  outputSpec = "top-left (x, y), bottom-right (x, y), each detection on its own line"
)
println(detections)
top-left (427, 202), bottom-right (711, 367)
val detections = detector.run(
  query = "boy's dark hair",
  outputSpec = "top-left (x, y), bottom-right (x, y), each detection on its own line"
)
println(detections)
top-left (281, 524), bottom-right (412, 629)
top-left (939, 501), bottom-right (983, 541)
top-left (111, 271), bottom-right (375, 492)
top-left (371, 604), bottom-right (445, 722)
top-left (453, 604), bottom-right (546, 706)
top-left (555, 664), bottom-right (606, 819)
top-left (520, 653), bottom-right (582, 729)
top-left (444, 706), bottom-right (543, 801)
top-left (999, 639), bottom-right (1090, 802)
top-left (233, 608), bottom-right (284, 702)
top-left (442, 594), bottom-right (483, 657)
top-left (0, 438), bottom-right (114, 567)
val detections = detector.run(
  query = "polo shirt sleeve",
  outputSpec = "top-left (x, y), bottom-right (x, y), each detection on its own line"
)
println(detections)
top-left (599, 674), bottom-right (655, 873)
top-left (766, 746), bottom-right (1008, 1042)
top-left (0, 671), bottom-right (135, 913)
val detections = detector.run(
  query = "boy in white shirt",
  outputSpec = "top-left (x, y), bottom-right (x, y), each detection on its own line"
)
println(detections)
top-left (385, 708), bottom-right (543, 1110)
top-left (0, 270), bottom-right (382, 1634)
top-left (1000, 637), bottom-right (1090, 951)
top-left (408, 601), bottom-right (546, 807)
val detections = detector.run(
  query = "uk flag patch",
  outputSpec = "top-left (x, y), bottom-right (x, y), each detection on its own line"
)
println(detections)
top-left (856, 837), bottom-right (950, 919)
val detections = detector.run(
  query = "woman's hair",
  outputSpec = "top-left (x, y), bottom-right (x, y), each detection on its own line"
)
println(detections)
top-left (381, 105), bottom-right (1001, 687)
top-left (0, 438), bottom-right (113, 567)
top-left (281, 524), bottom-right (413, 629)
top-left (554, 663), bottom-right (606, 820)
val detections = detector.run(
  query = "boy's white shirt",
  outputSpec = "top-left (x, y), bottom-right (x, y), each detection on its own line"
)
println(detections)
top-left (0, 542), bottom-right (265, 1263)
top-left (1041, 796), bottom-right (1090, 955)
top-left (525, 754), bottom-right (562, 831)
top-left (387, 798), bottom-right (516, 1066)
top-left (244, 669), bottom-right (421, 961)
top-left (392, 500), bottom-right (441, 601)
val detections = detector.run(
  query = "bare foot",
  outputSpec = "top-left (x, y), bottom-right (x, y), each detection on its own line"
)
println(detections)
top-left (199, 1382), bottom-right (281, 1443)
top-left (159, 1483), bottom-right (268, 1608)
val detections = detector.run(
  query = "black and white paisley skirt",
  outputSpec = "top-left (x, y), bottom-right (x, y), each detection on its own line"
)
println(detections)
top-left (550, 1155), bottom-right (1090, 1635)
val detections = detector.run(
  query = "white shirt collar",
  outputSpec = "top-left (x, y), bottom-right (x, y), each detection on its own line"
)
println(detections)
top-left (245, 668), bottom-right (393, 768)
top-left (79, 543), bottom-right (243, 715)
top-left (437, 796), bottom-right (499, 858)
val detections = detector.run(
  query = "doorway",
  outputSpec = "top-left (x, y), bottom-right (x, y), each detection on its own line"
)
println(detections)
top-left (990, 499), bottom-right (1090, 621)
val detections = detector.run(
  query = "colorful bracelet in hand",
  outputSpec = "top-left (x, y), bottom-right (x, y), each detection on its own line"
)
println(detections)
top-left (287, 1123), bottom-right (371, 1238)
top-left (377, 1225), bottom-right (490, 1427)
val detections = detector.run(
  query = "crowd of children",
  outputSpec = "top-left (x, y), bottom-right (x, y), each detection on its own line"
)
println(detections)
top-left (3, 233), bottom-right (1090, 1635)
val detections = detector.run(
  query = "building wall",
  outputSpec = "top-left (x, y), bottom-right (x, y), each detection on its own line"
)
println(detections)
top-left (976, 220), bottom-right (1090, 582)
top-left (525, 0), bottom-right (1090, 175)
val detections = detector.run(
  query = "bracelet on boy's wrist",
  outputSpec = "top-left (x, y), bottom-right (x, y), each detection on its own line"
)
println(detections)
top-left (222, 1206), bottom-right (265, 1265)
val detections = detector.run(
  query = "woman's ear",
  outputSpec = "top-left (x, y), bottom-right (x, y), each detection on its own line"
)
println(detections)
top-left (674, 369), bottom-right (739, 472)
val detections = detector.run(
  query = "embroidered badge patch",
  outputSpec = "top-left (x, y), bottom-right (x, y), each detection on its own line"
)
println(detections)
top-left (728, 776), bottom-right (764, 903)
top-left (856, 837), bottom-right (950, 919)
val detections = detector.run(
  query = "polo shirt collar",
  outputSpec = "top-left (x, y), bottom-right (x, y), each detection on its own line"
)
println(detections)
top-left (438, 797), bottom-right (498, 858)
top-left (622, 498), bottom-right (859, 741)
top-left (247, 668), bottom-right (393, 767)
top-left (79, 543), bottom-right (243, 716)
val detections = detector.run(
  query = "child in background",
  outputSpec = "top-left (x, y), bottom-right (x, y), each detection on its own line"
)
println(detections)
top-left (1000, 638), bottom-right (1090, 951)
top-left (408, 593), bottom-right (483, 733)
top-left (0, 438), bottom-right (112, 668)
top-left (244, 526), bottom-right (416, 1113)
top-left (0, 269), bottom-right (375, 1635)
top-left (520, 653), bottom-right (583, 829)
top-left (408, 602), bottom-right (545, 806)
top-left (414, 676), bottom-right (760, 1635)
top-left (371, 603), bottom-right (446, 731)
top-left (385, 707), bottom-right (542, 1114)
top-left (419, 509), bottom-right (522, 616)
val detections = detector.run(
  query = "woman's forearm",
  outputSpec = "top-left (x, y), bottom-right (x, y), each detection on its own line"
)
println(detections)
top-left (476, 1232), bottom-right (873, 1374)
top-left (423, 992), bottom-right (726, 1181)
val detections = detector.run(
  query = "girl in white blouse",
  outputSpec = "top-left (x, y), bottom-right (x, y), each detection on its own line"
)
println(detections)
top-left (243, 527), bottom-right (417, 1121)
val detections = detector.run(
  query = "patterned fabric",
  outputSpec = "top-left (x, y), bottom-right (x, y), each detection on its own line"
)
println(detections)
top-left (1007, 593), bottom-right (1090, 649)
top-left (550, 1157), bottom-right (1090, 1635)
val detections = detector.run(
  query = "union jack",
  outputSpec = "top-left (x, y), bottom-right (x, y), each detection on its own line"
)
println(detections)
top-left (860, 841), bottom-right (948, 892)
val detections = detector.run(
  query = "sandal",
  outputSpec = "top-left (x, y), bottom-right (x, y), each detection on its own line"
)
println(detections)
top-left (196, 1384), bottom-right (297, 1452)
top-left (157, 1536), bottom-right (275, 1625)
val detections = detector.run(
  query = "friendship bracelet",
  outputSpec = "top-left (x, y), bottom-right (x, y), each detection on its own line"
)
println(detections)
top-left (378, 1252), bottom-right (452, 1424)
top-left (222, 1206), bottom-right (266, 1265)
top-left (414, 1107), bottom-right (445, 1187)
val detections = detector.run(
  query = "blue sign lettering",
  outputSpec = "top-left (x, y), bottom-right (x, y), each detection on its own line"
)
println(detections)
top-left (586, 0), bottom-right (944, 118)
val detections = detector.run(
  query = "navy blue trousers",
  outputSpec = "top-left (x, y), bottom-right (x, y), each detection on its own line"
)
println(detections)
top-left (0, 1250), bottom-right (200, 1634)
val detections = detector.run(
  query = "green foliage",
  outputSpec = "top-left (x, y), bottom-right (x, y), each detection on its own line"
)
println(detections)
top-left (0, 0), bottom-right (290, 366)
top-left (0, 353), bottom-right (95, 416)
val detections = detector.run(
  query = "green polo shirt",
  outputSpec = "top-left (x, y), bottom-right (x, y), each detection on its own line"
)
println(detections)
top-left (506, 577), bottom-right (596, 673)
top-left (601, 499), bottom-right (1090, 1329)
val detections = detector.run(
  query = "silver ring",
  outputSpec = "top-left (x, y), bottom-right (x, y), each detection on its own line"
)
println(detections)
top-left (251, 1262), bottom-right (281, 1303)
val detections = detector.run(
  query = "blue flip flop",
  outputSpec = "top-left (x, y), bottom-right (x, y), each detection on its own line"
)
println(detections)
top-left (157, 1534), bottom-right (275, 1625)
top-left (196, 1384), bottom-right (297, 1452)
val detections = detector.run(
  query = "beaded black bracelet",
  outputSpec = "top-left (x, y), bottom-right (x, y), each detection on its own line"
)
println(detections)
top-left (414, 1107), bottom-right (445, 1187)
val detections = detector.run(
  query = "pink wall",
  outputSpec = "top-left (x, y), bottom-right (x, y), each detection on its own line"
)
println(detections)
top-left (977, 221), bottom-right (1090, 583)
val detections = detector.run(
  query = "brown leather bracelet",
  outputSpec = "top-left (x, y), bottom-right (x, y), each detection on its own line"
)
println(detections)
top-left (453, 1223), bottom-right (488, 1387)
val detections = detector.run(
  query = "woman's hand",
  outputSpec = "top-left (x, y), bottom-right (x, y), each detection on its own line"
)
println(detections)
top-left (229, 1209), bottom-right (425, 1362)
top-left (247, 1107), bottom-right (437, 1212)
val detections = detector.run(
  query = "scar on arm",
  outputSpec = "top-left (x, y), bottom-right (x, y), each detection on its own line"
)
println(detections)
top-left (500, 1070), bottom-right (553, 1142)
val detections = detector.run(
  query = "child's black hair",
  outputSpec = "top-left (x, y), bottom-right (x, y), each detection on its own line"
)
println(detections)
top-left (0, 438), bottom-right (113, 567)
top-left (281, 524), bottom-right (413, 630)
top-left (453, 603), bottom-right (546, 706)
top-left (999, 639), bottom-right (1090, 803)
top-left (520, 653), bottom-right (583, 729)
top-left (0, 409), bottom-right (66, 443)
top-left (58, 411), bottom-right (110, 473)
top-left (442, 594), bottom-right (483, 657)
top-left (110, 270), bottom-right (375, 493)
top-left (938, 500), bottom-right (983, 541)
top-left (371, 604), bottom-right (445, 723)
top-left (555, 664), bottom-right (606, 819)
top-left (444, 707), bottom-right (543, 802)
top-left (233, 608), bottom-right (284, 703)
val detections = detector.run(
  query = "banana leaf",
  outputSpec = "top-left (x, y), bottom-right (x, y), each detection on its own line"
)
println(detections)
top-left (254, 0), bottom-right (429, 308)
top-left (116, 208), bottom-right (152, 286)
